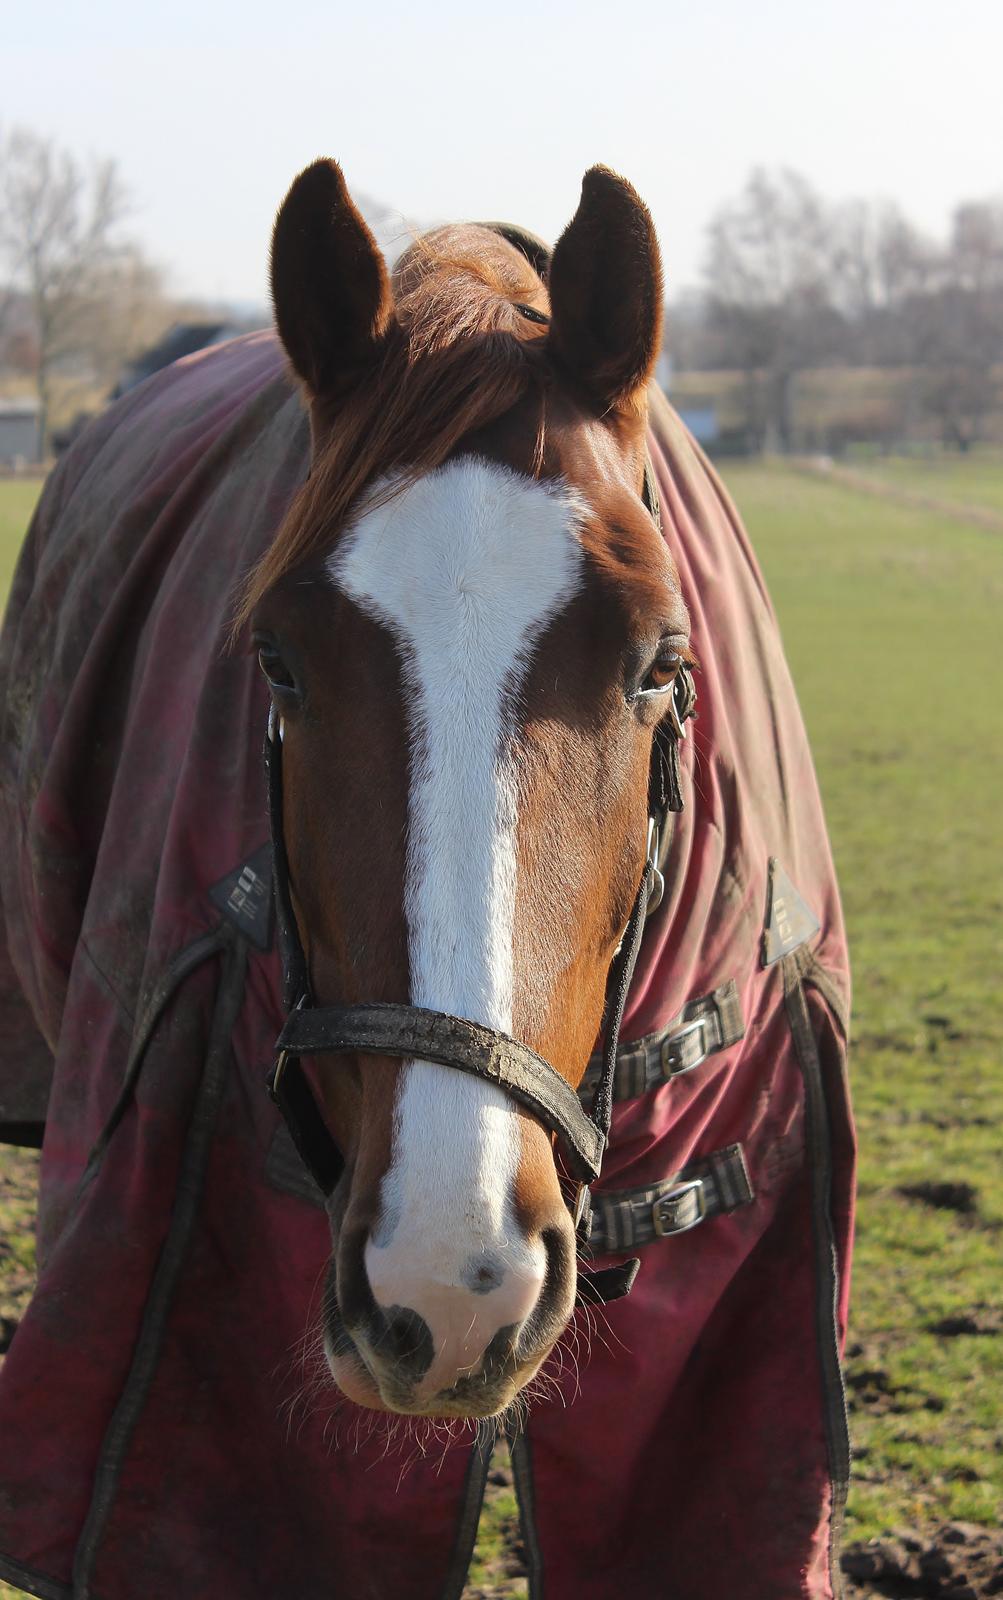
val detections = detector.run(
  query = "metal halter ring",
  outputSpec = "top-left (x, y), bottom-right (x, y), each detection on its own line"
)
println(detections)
top-left (646, 816), bottom-right (665, 914)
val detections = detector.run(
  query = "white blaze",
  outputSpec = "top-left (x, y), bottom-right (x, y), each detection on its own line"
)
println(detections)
top-left (329, 457), bottom-right (584, 1326)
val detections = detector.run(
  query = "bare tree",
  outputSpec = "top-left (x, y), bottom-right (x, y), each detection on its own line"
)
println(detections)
top-left (828, 200), bottom-right (937, 365)
top-left (704, 169), bottom-right (841, 450)
top-left (915, 202), bottom-right (1003, 451)
top-left (0, 127), bottom-right (130, 446)
top-left (698, 173), bottom-right (1003, 454)
top-left (75, 246), bottom-right (170, 393)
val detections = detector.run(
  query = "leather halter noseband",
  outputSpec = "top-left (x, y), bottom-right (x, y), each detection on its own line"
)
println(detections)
top-left (265, 468), bottom-right (696, 1303)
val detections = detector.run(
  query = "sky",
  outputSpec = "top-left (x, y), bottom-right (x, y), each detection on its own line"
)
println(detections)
top-left (5, 0), bottom-right (1002, 309)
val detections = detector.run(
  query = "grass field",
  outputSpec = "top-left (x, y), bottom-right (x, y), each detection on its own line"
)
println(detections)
top-left (0, 480), bottom-right (42, 602)
top-left (0, 454), bottom-right (1001, 1595)
top-left (849, 447), bottom-right (1003, 517)
top-left (727, 461), bottom-right (1003, 1543)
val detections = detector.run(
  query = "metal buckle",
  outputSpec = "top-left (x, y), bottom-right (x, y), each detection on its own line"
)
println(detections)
top-left (659, 1016), bottom-right (709, 1078)
top-left (269, 1048), bottom-right (290, 1099)
top-left (652, 1177), bottom-right (706, 1237)
top-left (667, 684), bottom-right (688, 741)
top-left (573, 1182), bottom-right (591, 1230)
top-left (645, 817), bottom-right (665, 914)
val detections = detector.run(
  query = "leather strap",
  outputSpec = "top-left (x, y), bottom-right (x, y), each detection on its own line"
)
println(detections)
top-left (268, 1052), bottom-right (344, 1197)
top-left (577, 1258), bottom-right (640, 1305)
top-left (578, 979), bottom-right (746, 1103)
top-left (588, 1144), bottom-right (754, 1255)
top-left (274, 1002), bottom-right (605, 1182)
top-left (265, 711), bottom-right (311, 1010)
top-left (591, 861), bottom-right (653, 1150)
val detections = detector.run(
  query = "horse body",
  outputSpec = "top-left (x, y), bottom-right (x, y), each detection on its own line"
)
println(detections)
top-left (0, 168), bottom-right (854, 1600)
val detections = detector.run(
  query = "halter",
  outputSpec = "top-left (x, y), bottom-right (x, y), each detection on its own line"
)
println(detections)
top-left (265, 466), bottom-right (696, 1304)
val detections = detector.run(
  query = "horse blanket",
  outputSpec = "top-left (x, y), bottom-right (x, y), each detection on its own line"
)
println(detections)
top-left (0, 331), bottom-right (854, 1600)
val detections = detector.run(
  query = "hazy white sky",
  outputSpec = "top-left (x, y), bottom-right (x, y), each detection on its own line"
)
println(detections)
top-left (6, 0), bottom-right (1002, 306)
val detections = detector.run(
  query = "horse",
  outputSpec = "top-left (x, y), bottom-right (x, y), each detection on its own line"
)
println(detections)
top-left (0, 162), bottom-right (855, 1600)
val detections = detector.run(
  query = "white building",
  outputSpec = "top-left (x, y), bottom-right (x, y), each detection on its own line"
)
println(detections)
top-left (0, 398), bottom-right (42, 466)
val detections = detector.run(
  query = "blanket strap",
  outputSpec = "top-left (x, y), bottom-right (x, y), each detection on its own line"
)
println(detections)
top-left (587, 1143), bottom-right (754, 1255)
top-left (578, 979), bottom-right (746, 1103)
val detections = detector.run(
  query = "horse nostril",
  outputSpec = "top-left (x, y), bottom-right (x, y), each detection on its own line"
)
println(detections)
top-left (481, 1322), bottom-right (519, 1382)
top-left (512, 1223), bottom-right (575, 1353)
top-left (378, 1305), bottom-right (435, 1382)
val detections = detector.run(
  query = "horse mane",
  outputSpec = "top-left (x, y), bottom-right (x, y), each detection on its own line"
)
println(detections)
top-left (234, 226), bottom-right (551, 629)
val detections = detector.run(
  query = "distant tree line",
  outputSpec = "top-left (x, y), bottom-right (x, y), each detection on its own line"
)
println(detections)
top-left (0, 126), bottom-right (246, 453)
top-left (670, 168), bottom-right (1003, 454)
top-left (4, 131), bottom-right (1001, 459)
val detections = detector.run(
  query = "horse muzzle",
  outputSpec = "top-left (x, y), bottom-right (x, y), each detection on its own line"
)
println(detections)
top-left (321, 1208), bottom-right (576, 1417)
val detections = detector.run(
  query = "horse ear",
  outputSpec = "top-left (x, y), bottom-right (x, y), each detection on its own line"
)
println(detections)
top-left (271, 159), bottom-right (395, 395)
top-left (548, 166), bottom-right (663, 412)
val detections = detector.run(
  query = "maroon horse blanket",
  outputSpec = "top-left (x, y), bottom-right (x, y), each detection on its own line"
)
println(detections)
top-left (0, 332), bottom-right (854, 1600)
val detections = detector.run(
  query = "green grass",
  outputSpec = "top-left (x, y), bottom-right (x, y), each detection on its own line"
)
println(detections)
top-left (0, 480), bottom-right (41, 609)
top-left (726, 461), bottom-right (1003, 1540)
top-left (849, 447), bottom-right (1003, 516)
top-left (1, 457), bottom-right (1002, 1591)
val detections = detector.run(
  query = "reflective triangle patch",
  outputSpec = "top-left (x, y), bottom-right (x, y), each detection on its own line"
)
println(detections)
top-left (209, 842), bottom-right (274, 951)
top-left (762, 858), bottom-right (820, 967)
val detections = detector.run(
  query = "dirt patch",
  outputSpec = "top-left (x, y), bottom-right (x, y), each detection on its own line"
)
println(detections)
top-left (844, 1342), bottom-right (945, 1417)
top-left (925, 1309), bottom-right (1001, 1338)
top-left (843, 1523), bottom-right (1003, 1598)
top-left (897, 1182), bottom-right (980, 1215)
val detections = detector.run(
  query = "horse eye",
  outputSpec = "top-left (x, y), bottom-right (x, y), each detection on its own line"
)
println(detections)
top-left (257, 647), bottom-right (297, 694)
top-left (639, 651), bottom-right (681, 697)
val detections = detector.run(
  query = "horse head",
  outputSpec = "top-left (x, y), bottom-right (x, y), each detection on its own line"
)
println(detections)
top-left (241, 160), bottom-right (690, 1418)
